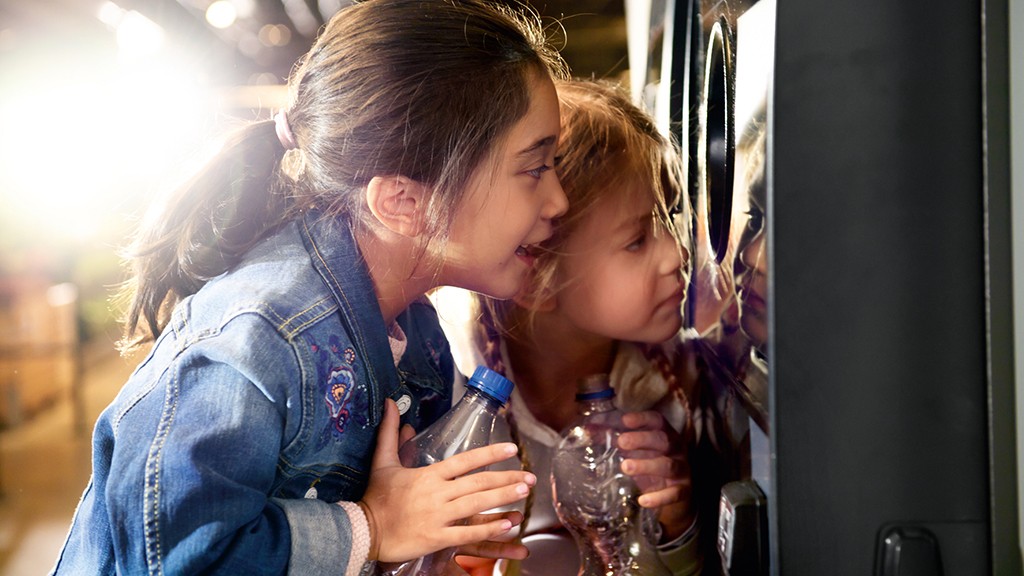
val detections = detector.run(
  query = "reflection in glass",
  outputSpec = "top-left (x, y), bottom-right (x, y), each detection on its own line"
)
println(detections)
top-left (691, 0), bottom-right (773, 427)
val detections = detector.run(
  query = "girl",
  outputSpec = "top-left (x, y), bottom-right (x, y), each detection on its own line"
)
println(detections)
top-left (700, 104), bottom-right (769, 420)
top-left (51, 1), bottom-right (568, 574)
top-left (434, 78), bottom-right (708, 576)
top-left (725, 108), bottom-right (769, 414)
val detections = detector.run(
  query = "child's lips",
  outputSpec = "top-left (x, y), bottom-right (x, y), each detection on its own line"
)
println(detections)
top-left (739, 287), bottom-right (766, 312)
top-left (516, 229), bottom-right (551, 264)
top-left (515, 244), bottom-right (539, 263)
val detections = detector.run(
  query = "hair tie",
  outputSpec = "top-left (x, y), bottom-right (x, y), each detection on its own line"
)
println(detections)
top-left (274, 110), bottom-right (298, 150)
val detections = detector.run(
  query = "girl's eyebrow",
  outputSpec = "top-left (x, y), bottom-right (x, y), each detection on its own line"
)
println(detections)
top-left (516, 135), bottom-right (557, 158)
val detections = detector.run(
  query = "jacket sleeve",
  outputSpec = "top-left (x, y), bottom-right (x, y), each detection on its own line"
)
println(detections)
top-left (274, 498), bottom-right (372, 576)
top-left (103, 317), bottom-right (365, 575)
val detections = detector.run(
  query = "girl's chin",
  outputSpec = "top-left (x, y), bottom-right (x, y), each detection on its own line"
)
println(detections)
top-left (623, 317), bottom-right (682, 345)
top-left (650, 322), bottom-right (683, 343)
top-left (649, 308), bottom-right (684, 340)
top-left (447, 265), bottom-right (526, 301)
top-left (472, 279), bottom-right (522, 301)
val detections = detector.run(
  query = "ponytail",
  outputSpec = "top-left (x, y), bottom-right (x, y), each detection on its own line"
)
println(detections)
top-left (118, 120), bottom-right (293, 351)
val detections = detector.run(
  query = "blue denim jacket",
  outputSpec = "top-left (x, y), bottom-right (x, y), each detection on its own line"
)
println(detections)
top-left (52, 210), bottom-right (454, 575)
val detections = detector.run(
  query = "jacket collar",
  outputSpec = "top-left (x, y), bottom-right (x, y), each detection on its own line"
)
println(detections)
top-left (299, 209), bottom-right (395, 426)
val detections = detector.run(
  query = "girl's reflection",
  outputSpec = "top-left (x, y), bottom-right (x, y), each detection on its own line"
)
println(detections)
top-left (732, 114), bottom-right (767, 356)
top-left (720, 107), bottom-right (769, 418)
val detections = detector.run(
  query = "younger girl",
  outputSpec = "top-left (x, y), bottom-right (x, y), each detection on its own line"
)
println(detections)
top-left (435, 78), bottom-right (706, 575)
top-left (51, 1), bottom-right (568, 574)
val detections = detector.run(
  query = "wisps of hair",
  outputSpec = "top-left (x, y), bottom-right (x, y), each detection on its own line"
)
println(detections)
top-left (116, 122), bottom-right (292, 352)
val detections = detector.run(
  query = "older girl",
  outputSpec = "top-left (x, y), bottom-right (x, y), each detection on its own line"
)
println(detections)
top-left (52, 1), bottom-right (568, 574)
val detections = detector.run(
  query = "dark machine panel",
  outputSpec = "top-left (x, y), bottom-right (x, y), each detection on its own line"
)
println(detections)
top-left (644, 0), bottom-right (1020, 573)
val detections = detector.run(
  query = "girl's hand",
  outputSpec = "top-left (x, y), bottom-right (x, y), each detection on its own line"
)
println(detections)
top-left (360, 400), bottom-right (535, 563)
top-left (618, 410), bottom-right (695, 541)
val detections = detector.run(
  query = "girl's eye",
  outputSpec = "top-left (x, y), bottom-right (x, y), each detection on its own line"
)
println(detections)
top-left (626, 233), bottom-right (647, 252)
top-left (745, 208), bottom-right (764, 233)
top-left (525, 164), bottom-right (552, 179)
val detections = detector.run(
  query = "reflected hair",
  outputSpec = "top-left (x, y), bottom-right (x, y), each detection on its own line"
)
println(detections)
top-left (116, 0), bottom-right (566, 352)
top-left (736, 107), bottom-right (767, 206)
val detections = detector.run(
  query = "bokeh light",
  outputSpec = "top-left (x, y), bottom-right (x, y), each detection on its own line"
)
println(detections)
top-left (206, 1), bottom-right (238, 29)
top-left (0, 11), bottom-right (212, 247)
top-left (0, 1), bottom-right (245, 334)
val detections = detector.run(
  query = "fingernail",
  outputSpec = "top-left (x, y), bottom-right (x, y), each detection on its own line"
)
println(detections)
top-left (516, 483), bottom-right (530, 495)
top-left (524, 473), bottom-right (537, 486)
top-left (504, 443), bottom-right (518, 455)
top-left (501, 520), bottom-right (513, 531)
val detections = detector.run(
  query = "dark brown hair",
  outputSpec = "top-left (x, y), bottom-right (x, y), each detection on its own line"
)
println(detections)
top-left (117, 0), bottom-right (566, 351)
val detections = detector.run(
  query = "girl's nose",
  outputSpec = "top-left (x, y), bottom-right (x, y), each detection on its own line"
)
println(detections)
top-left (740, 233), bottom-right (767, 272)
top-left (657, 231), bottom-right (684, 275)
top-left (544, 174), bottom-right (569, 220)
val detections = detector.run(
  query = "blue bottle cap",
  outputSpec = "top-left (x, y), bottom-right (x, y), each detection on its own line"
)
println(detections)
top-left (467, 366), bottom-right (514, 405)
top-left (575, 373), bottom-right (615, 401)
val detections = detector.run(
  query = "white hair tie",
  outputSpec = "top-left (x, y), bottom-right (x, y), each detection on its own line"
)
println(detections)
top-left (274, 111), bottom-right (298, 150)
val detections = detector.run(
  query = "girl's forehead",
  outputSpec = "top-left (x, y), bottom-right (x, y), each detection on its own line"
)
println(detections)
top-left (593, 182), bottom-right (655, 213)
top-left (512, 78), bottom-right (560, 149)
top-left (484, 75), bottom-right (560, 169)
top-left (582, 186), bottom-right (654, 230)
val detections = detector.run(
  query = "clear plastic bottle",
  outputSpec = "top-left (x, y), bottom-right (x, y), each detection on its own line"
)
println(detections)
top-left (386, 365), bottom-right (516, 576)
top-left (550, 374), bottom-right (671, 576)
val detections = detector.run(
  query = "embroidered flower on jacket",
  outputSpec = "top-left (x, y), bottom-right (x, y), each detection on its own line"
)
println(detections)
top-left (325, 365), bottom-right (355, 434)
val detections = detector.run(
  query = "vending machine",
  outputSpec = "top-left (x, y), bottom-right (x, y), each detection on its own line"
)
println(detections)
top-left (630, 0), bottom-right (1021, 573)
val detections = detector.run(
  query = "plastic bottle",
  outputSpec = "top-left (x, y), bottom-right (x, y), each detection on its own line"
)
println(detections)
top-left (386, 365), bottom-right (516, 576)
top-left (550, 374), bottom-right (671, 576)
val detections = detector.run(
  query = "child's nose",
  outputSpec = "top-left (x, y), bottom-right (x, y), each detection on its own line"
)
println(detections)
top-left (543, 175), bottom-right (569, 220)
top-left (657, 233), bottom-right (684, 275)
top-left (740, 233), bottom-right (767, 272)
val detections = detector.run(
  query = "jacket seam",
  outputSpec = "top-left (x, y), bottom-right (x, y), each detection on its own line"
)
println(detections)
top-left (275, 456), bottom-right (365, 484)
top-left (143, 365), bottom-right (179, 576)
top-left (277, 298), bottom-right (337, 340)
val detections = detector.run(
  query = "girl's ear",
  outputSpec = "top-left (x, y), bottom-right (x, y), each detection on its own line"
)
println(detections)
top-left (366, 175), bottom-right (429, 237)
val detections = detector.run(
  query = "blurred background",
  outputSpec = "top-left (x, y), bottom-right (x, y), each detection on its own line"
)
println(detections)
top-left (0, 0), bottom-right (629, 359)
top-left (0, 0), bottom-right (629, 573)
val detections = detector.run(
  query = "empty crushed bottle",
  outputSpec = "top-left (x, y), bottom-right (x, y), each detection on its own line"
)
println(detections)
top-left (384, 365), bottom-right (516, 576)
top-left (551, 374), bottom-right (671, 576)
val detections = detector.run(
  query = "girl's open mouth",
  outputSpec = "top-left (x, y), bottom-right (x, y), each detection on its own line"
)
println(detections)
top-left (515, 244), bottom-right (540, 264)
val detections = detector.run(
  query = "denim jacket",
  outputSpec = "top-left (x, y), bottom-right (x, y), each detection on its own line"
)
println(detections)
top-left (52, 210), bottom-right (454, 575)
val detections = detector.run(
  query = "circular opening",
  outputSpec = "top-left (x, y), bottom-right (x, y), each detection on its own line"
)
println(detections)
top-left (700, 20), bottom-right (735, 263)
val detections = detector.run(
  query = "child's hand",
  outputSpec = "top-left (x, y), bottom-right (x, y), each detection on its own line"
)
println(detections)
top-left (359, 399), bottom-right (536, 563)
top-left (618, 410), bottom-right (695, 541)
